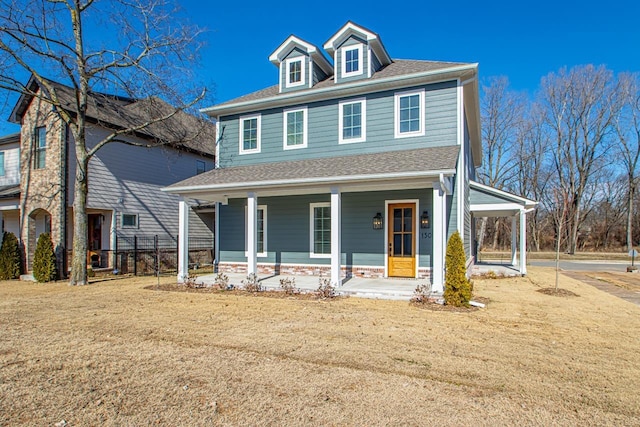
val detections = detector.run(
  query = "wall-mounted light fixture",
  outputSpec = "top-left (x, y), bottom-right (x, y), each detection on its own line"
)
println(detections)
top-left (420, 211), bottom-right (430, 229)
top-left (372, 212), bottom-right (383, 230)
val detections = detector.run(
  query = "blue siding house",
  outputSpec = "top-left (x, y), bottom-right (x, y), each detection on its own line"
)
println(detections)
top-left (166, 22), bottom-right (536, 292)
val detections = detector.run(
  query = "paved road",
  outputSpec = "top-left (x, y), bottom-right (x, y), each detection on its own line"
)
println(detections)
top-left (529, 260), bottom-right (630, 272)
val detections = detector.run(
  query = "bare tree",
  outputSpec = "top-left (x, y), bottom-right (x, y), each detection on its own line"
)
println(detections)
top-left (615, 73), bottom-right (640, 251)
top-left (478, 77), bottom-right (526, 249)
top-left (540, 65), bottom-right (623, 254)
top-left (0, 0), bottom-right (207, 285)
top-left (513, 102), bottom-right (553, 251)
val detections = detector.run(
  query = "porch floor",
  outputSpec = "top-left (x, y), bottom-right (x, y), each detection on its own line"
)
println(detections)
top-left (471, 261), bottom-right (522, 277)
top-left (196, 272), bottom-right (428, 301)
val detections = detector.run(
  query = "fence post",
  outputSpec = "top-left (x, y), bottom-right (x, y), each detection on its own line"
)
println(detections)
top-left (114, 234), bottom-right (118, 272)
top-left (154, 235), bottom-right (159, 277)
top-left (134, 235), bottom-right (138, 276)
top-left (176, 234), bottom-right (179, 274)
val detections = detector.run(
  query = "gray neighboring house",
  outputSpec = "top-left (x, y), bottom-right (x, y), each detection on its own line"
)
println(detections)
top-left (166, 22), bottom-right (536, 290)
top-left (0, 132), bottom-right (21, 238)
top-left (8, 77), bottom-right (216, 275)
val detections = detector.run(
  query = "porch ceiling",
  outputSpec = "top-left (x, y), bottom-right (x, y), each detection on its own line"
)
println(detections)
top-left (469, 181), bottom-right (537, 217)
top-left (164, 146), bottom-right (459, 201)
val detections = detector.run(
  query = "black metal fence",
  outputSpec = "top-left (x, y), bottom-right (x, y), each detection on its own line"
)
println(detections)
top-left (112, 234), bottom-right (214, 276)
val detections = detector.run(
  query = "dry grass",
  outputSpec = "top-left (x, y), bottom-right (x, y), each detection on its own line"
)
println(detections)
top-left (1, 267), bottom-right (639, 426)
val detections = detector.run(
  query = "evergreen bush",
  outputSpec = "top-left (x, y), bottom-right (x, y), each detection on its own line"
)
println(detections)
top-left (33, 233), bottom-right (57, 282)
top-left (443, 231), bottom-right (472, 307)
top-left (0, 232), bottom-right (22, 280)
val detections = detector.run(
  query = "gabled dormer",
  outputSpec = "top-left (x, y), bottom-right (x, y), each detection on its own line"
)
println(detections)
top-left (323, 21), bottom-right (392, 84)
top-left (269, 35), bottom-right (333, 94)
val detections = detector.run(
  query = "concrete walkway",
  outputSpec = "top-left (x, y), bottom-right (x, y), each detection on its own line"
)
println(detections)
top-left (195, 272), bottom-right (427, 301)
top-left (472, 261), bottom-right (522, 277)
top-left (562, 271), bottom-right (640, 307)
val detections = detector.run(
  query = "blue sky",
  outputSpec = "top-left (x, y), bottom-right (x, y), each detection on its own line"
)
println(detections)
top-left (2, 0), bottom-right (639, 134)
top-left (184, 0), bottom-right (640, 104)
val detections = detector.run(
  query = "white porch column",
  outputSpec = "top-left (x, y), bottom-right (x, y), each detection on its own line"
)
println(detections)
top-left (177, 200), bottom-right (189, 283)
top-left (247, 192), bottom-right (257, 276)
top-left (519, 209), bottom-right (527, 275)
top-left (214, 202), bottom-right (220, 272)
top-left (330, 187), bottom-right (342, 286)
top-left (432, 185), bottom-right (446, 293)
top-left (511, 215), bottom-right (518, 266)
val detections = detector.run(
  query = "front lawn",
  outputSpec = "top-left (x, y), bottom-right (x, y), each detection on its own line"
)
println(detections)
top-left (0, 267), bottom-right (638, 425)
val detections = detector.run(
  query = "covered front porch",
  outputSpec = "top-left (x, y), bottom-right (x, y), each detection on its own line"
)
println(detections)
top-left (164, 147), bottom-right (462, 294)
top-left (470, 181), bottom-right (537, 275)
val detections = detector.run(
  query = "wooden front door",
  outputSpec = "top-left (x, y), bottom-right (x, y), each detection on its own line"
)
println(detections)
top-left (388, 203), bottom-right (416, 277)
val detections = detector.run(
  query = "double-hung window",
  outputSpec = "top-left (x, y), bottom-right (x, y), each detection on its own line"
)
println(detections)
top-left (34, 126), bottom-right (46, 169)
top-left (239, 114), bottom-right (261, 154)
top-left (0, 152), bottom-right (5, 177)
top-left (245, 205), bottom-right (267, 257)
top-left (341, 45), bottom-right (363, 78)
top-left (394, 90), bottom-right (425, 138)
top-left (283, 107), bottom-right (308, 149)
top-left (338, 99), bottom-right (366, 144)
top-left (310, 203), bottom-right (330, 258)
top-left (285, 57), bottom-right (305, 88)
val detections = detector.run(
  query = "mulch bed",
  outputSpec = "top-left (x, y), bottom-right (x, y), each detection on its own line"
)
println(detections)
top-left (410, 296), bottom-right (490, 312)
top-left (145, 283), bottom-right (339, 300)
top-left (536, 287), bottom-right (579, 297)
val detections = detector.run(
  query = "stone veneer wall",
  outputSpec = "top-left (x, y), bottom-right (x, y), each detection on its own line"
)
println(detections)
top-left (217, 262), bottom-right (432, 280)
top-left (19, 95), bottom-right (68, 275)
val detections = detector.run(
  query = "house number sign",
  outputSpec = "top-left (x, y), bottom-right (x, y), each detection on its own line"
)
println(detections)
top-left (421, 232), bottom-right (432, 239)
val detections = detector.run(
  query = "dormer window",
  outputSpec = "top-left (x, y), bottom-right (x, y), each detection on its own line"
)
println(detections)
top-left (285, 57), bottom-right (305, 88)
top-left (341, 45), bottom-right (363, 77)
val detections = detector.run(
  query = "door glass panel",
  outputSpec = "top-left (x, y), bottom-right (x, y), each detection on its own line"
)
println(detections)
top-left (393, 234), bottom-right (402, 256)
top-left (403, 208), bottom-right (412, 232)
top-left (393, 208), bottom-right (402, 232)
top-left (403, 233), bottom-right (412, 256)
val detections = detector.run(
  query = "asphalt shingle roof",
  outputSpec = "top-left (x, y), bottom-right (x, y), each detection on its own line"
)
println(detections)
top-left (213, 59), bottom-right (469, 108)
top-left (167, 145), bottom-right (460, 192)
top-left (11, 78), bottom-right (216, 156)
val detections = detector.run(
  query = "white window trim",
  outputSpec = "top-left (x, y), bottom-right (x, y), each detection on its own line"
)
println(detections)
top-left (245, 205), bottom-right (267, 258)
top-left (121, 213), bottom-right (139, 229)
top-left (283, 106), bottom-right (308, 150)
top-left (338, 98), bottom-right (366, 144)
top-left (239, 114), bottom-right (262, 155)
top-left (394, 89), bottom-right (426, 139)
top-left (309, 202), bottom-right (331, 259)
top-left (341, 44), bottom-right (364, 78)
top-left (285, 57), bottom-right (306, 88)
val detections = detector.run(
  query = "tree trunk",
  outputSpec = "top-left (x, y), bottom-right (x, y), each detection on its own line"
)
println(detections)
top-left (627, 182), bottom-right (635, 251)
top-left (69, 155), bottom-right (89, 285)
top-left (477, 217), bottom-right (487, 250)
top-left (492, 218), bottom-right (500, 250)
top-left (567, 205), bottom-right (580, 254)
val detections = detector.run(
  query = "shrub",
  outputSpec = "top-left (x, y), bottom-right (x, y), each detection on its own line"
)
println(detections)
top-left (411, 283), bottom-right (433, 304)
top-left (212, 272), bottom-right (230, 290)
top-left (443, 231), bottom-right (472, 307)
top-left (242, 273), bottom-right (262, 292)
top-left (315, 277), bottom-right (336, 299)
top-left (0, 232), bottom-right (22, 280)
top-left (279, 277), bottom-right (298, 295)
top-left (33, 232), bottom-right (57, 283)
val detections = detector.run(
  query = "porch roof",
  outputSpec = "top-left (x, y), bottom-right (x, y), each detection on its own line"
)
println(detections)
top-left (164, 146), bottom-right (459, 200)
top-left (469, 180), bottom-right (537, 217)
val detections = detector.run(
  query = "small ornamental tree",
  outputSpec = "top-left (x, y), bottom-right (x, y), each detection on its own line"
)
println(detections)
top-left (0, 232), bottom-right (22, 280)
top-left (443, 231), bottom-right (472, 307)
top-left (33, 233), bottom-right (57, 283)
